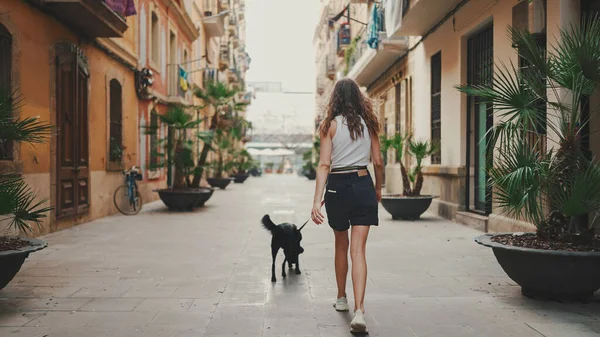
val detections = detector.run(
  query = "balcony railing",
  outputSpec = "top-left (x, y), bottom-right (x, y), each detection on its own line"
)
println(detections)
top-left (336, 24), bottom-right (351, 56)
top-left (37, 0), bottom-right (132, 37)
top-left (219, 44), bottom-right (230, 69)
top-left (346, 29), bottom-right (368, 75)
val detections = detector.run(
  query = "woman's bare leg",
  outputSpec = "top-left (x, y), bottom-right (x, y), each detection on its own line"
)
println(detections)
top-left (333, 229), bottom-right (349, 299)
top-left (350, 225), bottom-right (370, 312)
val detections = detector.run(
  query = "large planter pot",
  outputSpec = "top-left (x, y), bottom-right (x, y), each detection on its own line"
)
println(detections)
top-left (207, 177), bottom-right (232, 190)
top-left (156, 188), bottom-right (214, 211)
top-left (232, 173), bottom-right (249, 183)
top-left (0, 238), bottom-right (47, 290)
top-left (476, 233), bottom-right (600, 300)
top-left (380, 195), bottom-right (436, 220)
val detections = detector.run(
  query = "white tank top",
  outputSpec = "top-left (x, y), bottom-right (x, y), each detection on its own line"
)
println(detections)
top-left (331, 115), bottom-right (371, 169)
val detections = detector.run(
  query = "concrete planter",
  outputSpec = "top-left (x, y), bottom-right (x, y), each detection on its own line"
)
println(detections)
top-left (0, 238), bottom-right (47, 290)
top-left (207, 177), bottom-right (232, 190)
top-left (156, 188), bottom-right (214, 211)
top-left (475, 233), bottom-right (600, 300)
top-left (381, 195), bottom-right (436, 220)
top-left (232, 173), bottom-right (249, 183)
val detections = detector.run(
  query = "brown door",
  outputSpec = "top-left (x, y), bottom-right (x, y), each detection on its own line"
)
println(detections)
top-left (56, 46), bottom-right (89, 218)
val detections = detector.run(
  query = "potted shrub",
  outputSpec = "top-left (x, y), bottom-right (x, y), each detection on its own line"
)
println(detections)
top-left (0, 90), bottom-right (53, 290)
top-left (229, 116), bottom-right (253, 183)
top-left (206, 128), bottom-right (234, 189)
top-left (151, 106), bottom-right (214, 211)
top-left (231, 149), bottom-right (252, 183)
top-left (265, 162), bottom-right (274, 174)
top-left (380, 133), bottom-right (438, 220)
top-left (302, 139), bottom-right (319, 180)
top-left (459, 21), bottom-right (600, 300)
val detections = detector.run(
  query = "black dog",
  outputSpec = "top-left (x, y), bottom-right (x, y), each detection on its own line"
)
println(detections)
top-left (261, 215), bottom-right (306, 282)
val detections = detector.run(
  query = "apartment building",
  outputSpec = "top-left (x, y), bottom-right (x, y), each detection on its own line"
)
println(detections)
top-left (0, 0), bottom-right (249, 235)
top-left (314, 0), bottom-right (600, 232)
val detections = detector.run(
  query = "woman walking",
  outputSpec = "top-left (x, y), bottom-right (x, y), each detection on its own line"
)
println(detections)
top-left (311, 78), bottom-right (383, 333)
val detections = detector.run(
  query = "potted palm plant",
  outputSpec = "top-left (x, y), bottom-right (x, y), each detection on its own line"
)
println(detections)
top-left (380, 133), bottom-right (438, 220)
top-left (151, 106), bottom-right (214, 211)
top-left (190, 81), bottom-right (239, 189)
top-left (459, 20), bottom-right (600, 300)
top-left (231, 149), bottom-right (252, 183)
top-left (303, 138), bottom-right (320, 180)
top-left (265, 162), bottom-right (274, 174)
top-left (206, 128), bottom-right (234, 189)
top-left (0, 90), bottom-right (53, 290)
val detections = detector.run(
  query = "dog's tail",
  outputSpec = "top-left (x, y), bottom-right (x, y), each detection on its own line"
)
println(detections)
top-left (261, 215), bottom-right (278, 233)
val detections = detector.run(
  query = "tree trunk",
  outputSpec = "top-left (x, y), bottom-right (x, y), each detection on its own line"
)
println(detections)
top-left (414, 171), bottom-right (423, 196)
top-left (191, 112), bottom-right (219, 188)
top-left (173, 139), bottom-right (186, 189)
top-left (399, 162), bottom-right (412, 196)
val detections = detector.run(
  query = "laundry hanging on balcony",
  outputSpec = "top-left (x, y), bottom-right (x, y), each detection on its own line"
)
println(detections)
top-left (104, 0), bottom-right (137, 17)
top-left (179, 66), bottom-right (189, 92)
top-left (367, 4), bottom-right (381, 49)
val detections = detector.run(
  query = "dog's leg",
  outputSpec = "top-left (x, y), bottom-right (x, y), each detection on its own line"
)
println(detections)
top-left (271, 244), bottom-right (279, 283)
top-left (288, 261), bottom-right (293, 270)
top-left (281, 258), bottom-right (287, 279)
top-left (295, 259), bottom-right (301, 275)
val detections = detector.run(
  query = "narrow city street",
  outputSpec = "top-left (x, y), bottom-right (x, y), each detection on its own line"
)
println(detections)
top-left (1, 175), bottom-right (599, 337)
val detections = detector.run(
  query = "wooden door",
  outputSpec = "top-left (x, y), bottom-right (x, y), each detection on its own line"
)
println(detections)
top-left (56, 46), bottom-right (89, 218)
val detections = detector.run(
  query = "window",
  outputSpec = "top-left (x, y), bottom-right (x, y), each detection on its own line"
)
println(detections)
top-left (431, 51), bottom-right (442, 164)
top-left (109, 79), bottom-right (123, 165)
top-left (151, 12), bottom-right (159, 64)
top-left (149, 110), bottom-right (159, 169)
top-left (0, 24), bottom-right (12, 160)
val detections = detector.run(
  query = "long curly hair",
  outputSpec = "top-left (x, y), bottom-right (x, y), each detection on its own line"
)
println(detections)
top-left (319, 78), bottom-right (380, 140)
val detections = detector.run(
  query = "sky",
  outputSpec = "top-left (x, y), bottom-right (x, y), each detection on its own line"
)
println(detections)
top-left (245, 0), bottom-right (321, 93)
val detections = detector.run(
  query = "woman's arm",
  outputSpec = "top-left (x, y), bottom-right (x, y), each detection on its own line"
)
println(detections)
top-left (311, 121), bottom-right (335, 225)
top-left (370, 132), bottom-right (384, 202)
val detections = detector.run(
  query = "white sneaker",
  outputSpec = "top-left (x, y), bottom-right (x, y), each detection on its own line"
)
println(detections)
top-left (350, 309), bottom-right (368, 333)
top-left (332, 296), bottom-right (349, 312)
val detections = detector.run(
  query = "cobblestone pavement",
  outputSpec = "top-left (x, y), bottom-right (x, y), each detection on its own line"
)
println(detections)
top-left (1, 174), bottom-right (600, 337)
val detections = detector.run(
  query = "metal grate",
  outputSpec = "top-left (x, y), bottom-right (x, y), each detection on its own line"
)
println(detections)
top-left (431, 51), bottom-right (442, 165)
top-left (467, 24), bottom-right (494, 214)
top-left (109, 79), bottom-right (123, 163)
top-left (0, 25), bottom-right (13, 161)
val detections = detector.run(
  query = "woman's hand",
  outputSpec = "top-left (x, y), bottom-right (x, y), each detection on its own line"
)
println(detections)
top-left (311, 201), bottom-right (325, 225)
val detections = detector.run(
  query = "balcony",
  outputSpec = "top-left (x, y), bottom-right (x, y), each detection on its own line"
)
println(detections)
top-left (389, 0), bottom-right (464, 37)
top-left (228, 68), bottom-right (240, 84)
top-left (346, 5), bottom-right (409, 87)
top-left (316, 76), bottom-right (325, 96)
top-left (336, 24), bottom-right (351, 56)
top-left (219, 44), bottom-right (230, 70)
top-left (202, 10), bottom-right (227, 38)
top-left (220, 0), bottom-right (229, 10)
top-left (35, 0), bottom-right (130, 37)
top-left (325, 55), bottom-right (336, 80)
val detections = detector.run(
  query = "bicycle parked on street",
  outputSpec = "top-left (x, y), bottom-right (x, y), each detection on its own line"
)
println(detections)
top-left (113, 166), bottom-right (143, 216)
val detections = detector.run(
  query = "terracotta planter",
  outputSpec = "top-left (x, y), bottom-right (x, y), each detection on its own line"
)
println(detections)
top-left (0, 238), bottom-right (47, 290)
top-left (476, 233), bottom-right (600, 301)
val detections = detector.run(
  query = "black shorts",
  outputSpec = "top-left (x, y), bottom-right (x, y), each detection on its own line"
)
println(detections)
top-left (324, 171), bottom-right (379, 231)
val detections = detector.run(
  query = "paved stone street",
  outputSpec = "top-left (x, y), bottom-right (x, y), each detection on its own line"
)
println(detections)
top-left (1, 175), bottom-right (599, 337)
